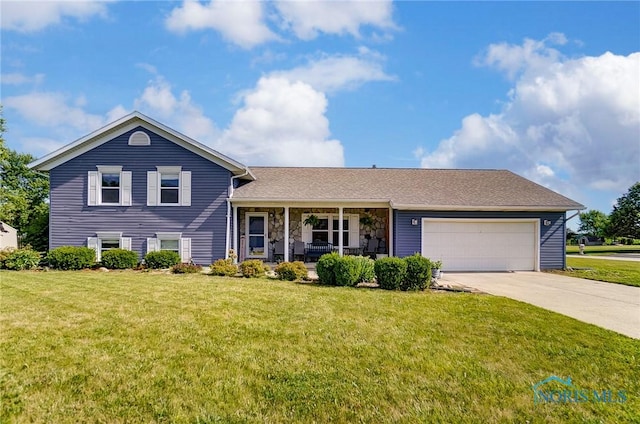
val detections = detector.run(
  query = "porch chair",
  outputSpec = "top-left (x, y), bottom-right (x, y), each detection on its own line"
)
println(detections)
top-left (273, 239), bottom-right (285, 263)
top-left (292, 241), bottom-right (305, 262)
top-left (364, 238), bottom-right (379, 259)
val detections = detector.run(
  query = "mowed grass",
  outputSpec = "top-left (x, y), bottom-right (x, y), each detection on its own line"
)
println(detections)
top-left (553, 257), bottom-right (640, 287)
top-left (1, 272), bottom-right (639, 423)
top-left (566, 245), bottom-right (640, 256)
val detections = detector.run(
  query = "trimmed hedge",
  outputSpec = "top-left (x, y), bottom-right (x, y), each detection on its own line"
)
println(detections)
top-left (402, 253), bottom-right (432, 291)
top-left (274, 261), bottom-right (308, 281)
top-left (374, 257), bottom-right (407, 290)
top-left (47, 246), bottom-right (96, 270)
top-left (172, 263), bottom-right (203, 274)
top-left (209, 258), bottom-right (238, 276)
top-left (101, 249), bottom-right (139, 269)
top-left (2, 247), bottom-right (41, 270)
top-left (316, 252), bottom-right (340, 285)
top-left (239, 259), bottom-right (269, 278)
top-left (144, 251), bottom-right (181, 269)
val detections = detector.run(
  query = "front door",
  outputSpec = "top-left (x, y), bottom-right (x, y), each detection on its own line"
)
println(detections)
top-left (246, 213), bottom-right (268, 258)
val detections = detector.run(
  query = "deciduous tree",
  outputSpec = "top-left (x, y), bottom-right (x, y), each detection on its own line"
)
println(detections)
top-left (608, 182), bottom-right (640, 239)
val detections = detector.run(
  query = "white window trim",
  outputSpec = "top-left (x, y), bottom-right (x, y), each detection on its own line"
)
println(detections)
top-left (88, 166), bottom-right (131, 206)
top-left (147, 232), bottom-right (192, 263)
top-left (301, 213), bottom-right (359, 247)
top-left (88, 232), bottom-right (132, 261)
top-left (245, 212), bottom-right (268, 259)
top-left (147, 167), bottom-right (191, 207)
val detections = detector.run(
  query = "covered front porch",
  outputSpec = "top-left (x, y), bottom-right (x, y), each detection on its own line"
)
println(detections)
top-left (230, 204), bottom-right (393, 263)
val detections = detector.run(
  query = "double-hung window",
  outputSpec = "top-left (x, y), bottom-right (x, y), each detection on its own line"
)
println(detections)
top-left (87, 232), bottom-right (132, 261)
top-left (88, 166), bottom-right (132, 206)
top-left (147, 232), bottom-right (192, 262)
top-left (147, 167), bottom-right (191, 206)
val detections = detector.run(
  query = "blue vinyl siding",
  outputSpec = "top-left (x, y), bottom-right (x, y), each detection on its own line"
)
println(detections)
top-left (49, 126), bottom-right (231, 264)
top-left (393, 210), bottom-right (566, 270)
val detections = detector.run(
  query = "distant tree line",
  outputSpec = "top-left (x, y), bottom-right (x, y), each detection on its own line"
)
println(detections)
top-left (575, 182), bottom-right (640, 243)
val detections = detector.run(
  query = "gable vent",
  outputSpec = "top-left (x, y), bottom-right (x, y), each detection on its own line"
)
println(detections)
top-left (128, 131), bottom-right (151, 146)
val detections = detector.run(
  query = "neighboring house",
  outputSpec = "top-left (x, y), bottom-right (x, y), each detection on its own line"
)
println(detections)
top-left (0, 222), bottom-right (18, 249)
top-left (577, 235), bottom-right (603, 246)
top-left (29, 112), bottom-right (585, 271)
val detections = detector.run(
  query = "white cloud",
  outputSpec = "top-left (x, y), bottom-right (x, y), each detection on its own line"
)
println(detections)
top-left (418, 35), bottom-right (640, 199)
top-left (134, 76), bottom-right (220, 143)
top-left (275, 0), bottom-right (396, 40)
top-left (1, 72), bottom-right (45, 85)
top-left (165, 0), bottom-right (278, 49)
top-left (0, 0), bottom-right (109, 32)
top-left (271, 51), bottom-right (395, 93)
top-left (217, 76), bottom-right (344, 166)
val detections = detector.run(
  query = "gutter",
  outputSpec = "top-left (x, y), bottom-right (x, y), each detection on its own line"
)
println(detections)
top-left (225, 169), bottom-right (251, 260)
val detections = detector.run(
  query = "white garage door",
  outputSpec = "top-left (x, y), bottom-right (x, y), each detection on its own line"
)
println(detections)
top-left (421, 219), bottom-right (538, 272)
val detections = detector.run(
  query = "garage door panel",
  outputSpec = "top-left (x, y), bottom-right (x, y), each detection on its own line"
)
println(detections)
top-left (422, 220), bottom-right (537, 272)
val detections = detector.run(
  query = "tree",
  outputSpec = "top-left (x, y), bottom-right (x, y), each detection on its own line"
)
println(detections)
top-left (608, 182), bottom-right (640, 239)
top-left (0, 109), bottom-right (50, 251)
top-left (577, 209), bottom-right (609, 239)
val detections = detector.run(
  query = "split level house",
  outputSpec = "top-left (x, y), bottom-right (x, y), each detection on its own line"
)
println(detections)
top-left (29, 112), bottom-right (585, 271)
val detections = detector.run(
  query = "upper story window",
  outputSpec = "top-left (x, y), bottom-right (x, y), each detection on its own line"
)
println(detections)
top-left (88, 166), bottom-right (131, 206)
top-left (128, 131), bottom-right (151, 146)
top-left (147, 166), bottom-right (191, 206)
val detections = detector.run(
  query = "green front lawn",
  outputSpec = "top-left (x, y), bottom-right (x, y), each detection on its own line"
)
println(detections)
top-left (566, 245), bottom-right (640, 256)
top-left (1, 271), bottom-right (638, 423)
top-left (552, 257), bottom-right (640, 287)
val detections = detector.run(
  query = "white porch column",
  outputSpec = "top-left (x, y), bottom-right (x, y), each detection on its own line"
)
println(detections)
top-left (388, 206), bottom-right (394, 256)
top-left (232, 205), bottom-right (238, 263)
top-left (284, 206), bottom-right (290, 262)
top-left (338, 206), bottom-right (344, 256)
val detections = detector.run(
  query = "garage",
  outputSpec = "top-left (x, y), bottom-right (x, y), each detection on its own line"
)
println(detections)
top-left (421, 219), bottom-right (539, 272)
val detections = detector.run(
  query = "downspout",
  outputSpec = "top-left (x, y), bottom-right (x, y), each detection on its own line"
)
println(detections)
top-left (225, 169), bottom-right (250, 260)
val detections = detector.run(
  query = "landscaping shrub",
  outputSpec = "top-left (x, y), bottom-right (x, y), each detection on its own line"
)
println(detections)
top-left (274, 261), bottom-right (308, 281)
top-left (2, 247), bottom-right (41, 270)
top-left (209, 258), bottom-right (238, 276)
top-left (100, 248), bottom-right (139, 269)
top-left (374, 257), bottom-right (407, 290)
top-left (47, 246), bottom-right (95, 270)
top-left (316, 252), bottom-right (340, 285)
top-left (144, 250), bottom-right (181, 269)
top-left (172, 263), bottom-right (203, 274)
top-left (239, 259), bottom-right (269, 278)
top-left (352, 255), bottom-right (375, 284)
top-left (0, 247), bottom-right (16, 269)
top-left (402, 253), bottom-right (432, 291)
top-left (334, 255), bottom-right (360, 286)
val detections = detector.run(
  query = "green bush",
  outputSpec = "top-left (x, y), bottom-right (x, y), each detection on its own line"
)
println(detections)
top-left (374, 257), bottom-right (407, 290)
top-left (209, 258), bottom-right (238, 276)
top-left (0, 247), bottom-right (16, 269)
top-left (352, 255), bottom-right (375, 284)
top-left (316, 252), bottom-right (341, 285)
top-left (402, 253), bottom-right (432, 291)
top-left (101, 248), bottom-right (139, 269)
top-left (239, 259), bottom-right (269, 278)
top-left (335, 255), bottom-right (361, 286)
top-left (3, 247), bottom-right (41, 270)
top-left (144, 250), bottom-right (181, 269)
top-left (172, 263), bottom-right (203, 274)
top-left (47, 246), bottom-right (96, 270)
top-left (274, 261), bottom-right (308, 281)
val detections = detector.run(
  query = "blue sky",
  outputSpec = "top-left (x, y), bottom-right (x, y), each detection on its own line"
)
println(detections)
top-left (1, 1), bottom-right (639, 220)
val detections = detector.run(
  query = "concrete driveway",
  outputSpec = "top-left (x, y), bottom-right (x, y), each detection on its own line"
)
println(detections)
top-left (440, 272), bottom-right (640, 339)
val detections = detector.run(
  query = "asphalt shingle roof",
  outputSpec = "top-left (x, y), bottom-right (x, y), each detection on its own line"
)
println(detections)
top-left (232, 167), bottom-right (584, 210)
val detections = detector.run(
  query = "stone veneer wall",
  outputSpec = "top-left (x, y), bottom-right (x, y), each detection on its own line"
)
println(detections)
top-left (238, 207), bottom-right (388, 252)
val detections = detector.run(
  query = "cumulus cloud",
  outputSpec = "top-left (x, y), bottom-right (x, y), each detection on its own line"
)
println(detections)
top-left (271, 50), bottom-right (395, 93)
top-left (417, 34), bottom-right (640, 200)
top-left (0, 0), bottom-right (109, 32)
top-left (216, 76), bottom-right (344, 166)
top-left (274, 0), bottom-right (397, 40)
top-left (134, 76), bottom-right (220, 144)
top-left (165, 0), bottom-right (278, 49)
top-left (165, 0), bottom-right (397, 48)
top-left (1, 72), bottom-right (45, 85)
